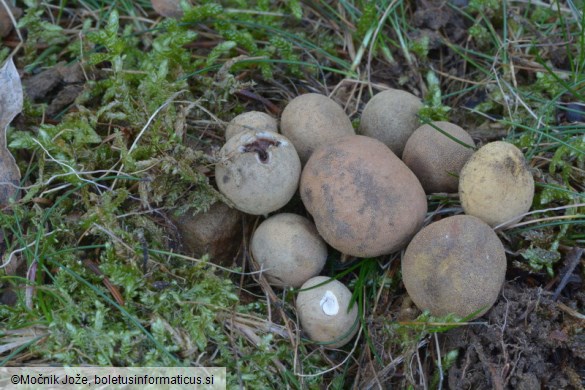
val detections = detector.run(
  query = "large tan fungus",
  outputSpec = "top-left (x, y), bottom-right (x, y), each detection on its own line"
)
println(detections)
top-left (300, 135), bottom-right (427, 257)
top-left (402, 215), bottom-right (506, 319)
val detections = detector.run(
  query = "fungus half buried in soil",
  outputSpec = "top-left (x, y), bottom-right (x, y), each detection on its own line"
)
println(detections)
top-left (173, 201), bottom-right (242, 266)
top-left (215, 130), bottom-right (301, 215)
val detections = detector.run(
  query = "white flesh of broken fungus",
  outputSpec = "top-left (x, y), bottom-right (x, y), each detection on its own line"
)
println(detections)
top-left (320, 291), bottom-right (339, 316)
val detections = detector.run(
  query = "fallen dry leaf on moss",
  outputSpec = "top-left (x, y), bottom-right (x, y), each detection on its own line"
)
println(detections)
top-left (151, 0), bottom-right (186, 18)
top-left (0, 57), bottom-right (22, 205)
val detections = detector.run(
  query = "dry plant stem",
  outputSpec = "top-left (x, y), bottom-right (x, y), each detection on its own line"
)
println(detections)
top-left (218, 313), bottom-right (290, 339)
top-left (435, 332), bottom-right (443, 390)
top-left (0, 0), bottom-right (24, 56)
top-left (531, 155), bottom-right (585, 177)
top-left (224, 313), bottom-right (244, 389)
top-left (498, 292), bottom-right (513, 387)
top-left (415, 345), bottom-right (427, 390)
top-left (365, 351), bottom-right (382, 390)
top-left (498, 74), bottom-right (546, 128)
top-left (556, 301), bottom-right (585, 320)
top-left (432, 68), bottom-right (492, 85)
top-left (328, 78), bottom-right (387, 117)
top-left (295, 325), bottom-right (363, 378)
top-left (235, 90), bottom-right (280, 115)
top-left (513, 287), bottom-right (543, 327)
top-left (471, 336), bottom-right (504, 390)
top-left (25, 261), bottom-right (37, 310)
top-left (172, 250), bottom-right (266, 276)
top-left (90, 223), bottom-right (135, 254)
top-left (32, 139), bottom-right (108, 194)
top-left (223, 319), bottom-right (286, 374)
top-left (84, 259), bottom-right (125, 306)
top-left (0, 230), bottom-right (61, 270)
top-left (397, 320), bottom-right (487, 327)
top-left (362, 340), bottom-right (430, 389)
top-left (0, 327), bottom-right (49, 355)
top-left (246, 248), bottom-right (296, 346)
top-left (241, 214), bottom-right (300, 376)
top-left (496, 202), bottom-right (585, 230)
top-left (508, 0), bottom-right (571, 13)
top-left (366, 0), bottom-right (398, 95)
top-left (339, 4), bottom-right (355, 62)
top-left (552, 247), bottom-right (584, 301)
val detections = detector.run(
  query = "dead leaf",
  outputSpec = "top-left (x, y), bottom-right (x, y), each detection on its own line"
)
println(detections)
top-left (151, 0), bottom-right (185, 18)
top-left (0, 57), bottom-right (22, 205)
top-left (0, 57), bottom-right (23, 139)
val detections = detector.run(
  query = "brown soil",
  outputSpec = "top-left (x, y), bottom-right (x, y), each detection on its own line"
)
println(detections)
top-left (444, 282), bottom-right (585, 389)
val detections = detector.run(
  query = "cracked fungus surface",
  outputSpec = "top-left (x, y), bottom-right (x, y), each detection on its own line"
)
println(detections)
top-left (216, 130), bottom-right (301, 215)
top-left (300, 135), bottom-right (427, 257)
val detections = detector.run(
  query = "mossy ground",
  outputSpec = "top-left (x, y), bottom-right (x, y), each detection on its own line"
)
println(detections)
top-left (0, 0), bottom-right (584, 388)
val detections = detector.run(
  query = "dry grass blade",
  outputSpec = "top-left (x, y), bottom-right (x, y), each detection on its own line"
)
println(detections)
top-left (223, 316), bottom-right (288, 374)
top-left (83, 259), bottom-right (125, 306)
top-left (0, 327), bottom-right (48, 355)
top-left (552, 247), bottom-right (584, 301)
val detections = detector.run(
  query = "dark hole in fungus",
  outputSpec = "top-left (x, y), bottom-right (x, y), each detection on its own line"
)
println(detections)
top-left (242, 137), bottom-right (281, 163)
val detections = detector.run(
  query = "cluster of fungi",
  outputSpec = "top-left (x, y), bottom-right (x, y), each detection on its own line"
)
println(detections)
top-left (200, 90), bottom-right (534, 348)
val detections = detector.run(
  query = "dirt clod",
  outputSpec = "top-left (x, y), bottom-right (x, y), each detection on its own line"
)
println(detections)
top-left (23, 62), bottom-right (86, 116)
